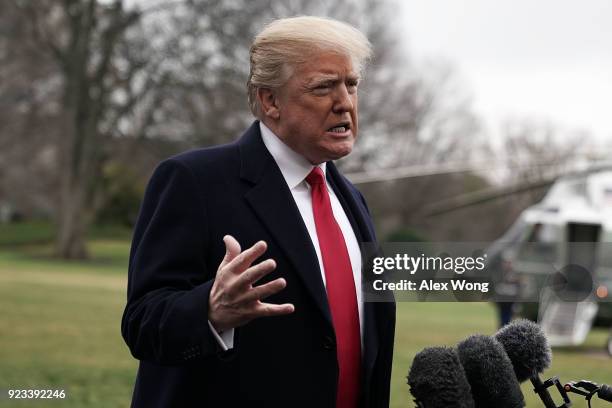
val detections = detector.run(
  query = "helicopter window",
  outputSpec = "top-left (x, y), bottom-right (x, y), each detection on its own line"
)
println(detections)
top-left (516, 223), bottom-right (558, 263)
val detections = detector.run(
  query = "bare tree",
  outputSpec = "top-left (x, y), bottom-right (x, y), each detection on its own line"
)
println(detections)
top-left (3, 0), bottom-right (481, 257)
top-left (501, 118), bottom-right (590, 180)
top-left (4, 1), bottom-right (148, 258)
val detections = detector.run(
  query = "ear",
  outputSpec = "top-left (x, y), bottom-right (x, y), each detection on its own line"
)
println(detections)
top-left (257, 88), bottom-right (280, 120)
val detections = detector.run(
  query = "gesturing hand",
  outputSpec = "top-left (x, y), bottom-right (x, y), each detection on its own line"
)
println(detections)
top-left (208, 235), bottom-right (295, 333)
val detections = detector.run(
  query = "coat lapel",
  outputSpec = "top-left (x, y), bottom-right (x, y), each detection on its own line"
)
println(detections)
top-left (326, 163), bottom-right (381, 389)
top-left (238, 122), bottom-right (333, 327)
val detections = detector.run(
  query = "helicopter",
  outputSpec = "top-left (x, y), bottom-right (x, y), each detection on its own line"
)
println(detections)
top-left (484, 167), bottom-right (612, 354)
top-left (348, 162), bottom-right (612, 355)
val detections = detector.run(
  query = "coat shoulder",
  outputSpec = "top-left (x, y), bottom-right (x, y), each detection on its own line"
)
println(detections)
top-left (164, 142), bottom-right (239, 173)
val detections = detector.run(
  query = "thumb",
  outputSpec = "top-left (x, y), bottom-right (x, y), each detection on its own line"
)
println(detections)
top-left (219, 235), bottom-right (241, 269)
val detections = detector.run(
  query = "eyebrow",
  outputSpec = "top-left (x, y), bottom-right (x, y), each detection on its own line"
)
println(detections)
top-left (307, 73), bottom-right (361, 86)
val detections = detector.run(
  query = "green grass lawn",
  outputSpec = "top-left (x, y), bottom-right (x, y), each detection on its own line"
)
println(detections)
top-left (0, 238), bottom-right (134, 407)
top-left (0, 228), bottom-right (610, 407)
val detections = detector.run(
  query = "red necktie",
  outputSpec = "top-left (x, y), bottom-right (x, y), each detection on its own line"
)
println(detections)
top-left (306, 167), bottom-right (361, 408)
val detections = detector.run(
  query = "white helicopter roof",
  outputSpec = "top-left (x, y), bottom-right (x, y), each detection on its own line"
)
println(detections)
top-left (522, 169), bottom-right (612, 230)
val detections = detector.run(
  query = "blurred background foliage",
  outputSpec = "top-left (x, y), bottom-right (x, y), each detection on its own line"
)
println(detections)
top-left (2, 0), bottom-right (594, 258)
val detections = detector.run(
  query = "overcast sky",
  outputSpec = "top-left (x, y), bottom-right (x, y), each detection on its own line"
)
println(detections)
top-left (399, 0), bottom-right (612, 144)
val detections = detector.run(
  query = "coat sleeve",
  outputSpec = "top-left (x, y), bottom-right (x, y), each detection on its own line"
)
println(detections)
top-left (121, 158), bottom-right (220, 365)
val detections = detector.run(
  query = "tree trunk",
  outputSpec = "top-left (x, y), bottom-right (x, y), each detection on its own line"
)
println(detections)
top-left (54, 89), bottom-right (95, 259)
top-left (56, 185), bottom-right (89, 259)
top-left (55, 119), bottom-right (92, 260)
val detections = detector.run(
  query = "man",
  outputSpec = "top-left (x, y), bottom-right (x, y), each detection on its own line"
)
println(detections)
top-left (122, 16), bottom-right (395, 408)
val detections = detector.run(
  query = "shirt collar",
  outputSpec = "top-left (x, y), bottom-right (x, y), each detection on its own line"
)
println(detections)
top-left (259, 121), bottom-right (326, 189)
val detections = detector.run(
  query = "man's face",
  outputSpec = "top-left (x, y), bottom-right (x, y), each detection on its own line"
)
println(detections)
top-left (272, 52), bottom-right (360, 164)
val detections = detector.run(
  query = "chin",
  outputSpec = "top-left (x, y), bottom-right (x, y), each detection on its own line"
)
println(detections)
top-left (326, 145), bottom-right (353, 161)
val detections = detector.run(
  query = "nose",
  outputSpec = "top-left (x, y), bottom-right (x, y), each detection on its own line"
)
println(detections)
top-left (332, 83), bottom-right (355, 113)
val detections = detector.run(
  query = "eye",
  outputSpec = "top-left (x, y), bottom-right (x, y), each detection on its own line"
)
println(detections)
top-left (312, 83), bottom-right (332, 95)
top-left (347, 80), bottom-right (359, 93)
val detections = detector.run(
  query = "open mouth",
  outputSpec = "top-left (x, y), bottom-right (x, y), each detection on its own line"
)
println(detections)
top-left (327, 122), bottom-right (351, 133)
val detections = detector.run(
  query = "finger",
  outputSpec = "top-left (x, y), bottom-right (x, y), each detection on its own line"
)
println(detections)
top-left (252, 302), bottom-right (295, 318)
top-left (235, 259), bottom-right (276, 288)
top-left (239, 277), bottom-right (286, 304)
top-left (219, 235), bottom-right (242, 270)
top-left (226, 240), bottom-right (268, 274)
top-left (225, 259), bottom-right (275, 299)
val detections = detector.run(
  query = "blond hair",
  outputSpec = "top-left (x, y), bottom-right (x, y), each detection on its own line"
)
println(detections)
top-left (247, 16), bottom-right (372, 117)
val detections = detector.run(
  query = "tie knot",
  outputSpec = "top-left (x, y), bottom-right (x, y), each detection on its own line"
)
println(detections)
top-left (306, 167), bottom-right (325, 186)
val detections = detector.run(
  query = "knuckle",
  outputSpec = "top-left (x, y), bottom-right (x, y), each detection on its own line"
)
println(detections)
top-left (235, 253), bottom-right (245, 265)
top-left (263, 304), bottom-right (273, 315)
top-left (218, 294), bottom-right (231, 307)
top-left (263, 284), bottom-right (276, 297)
top-left (263, 286), bottom-right (274, 298)
top-left (252, 265), bottom-right (265, 279)
top-left (249, 287), bottom-right (261, 301)
top-left (253, 265), bottom-right (267, 279)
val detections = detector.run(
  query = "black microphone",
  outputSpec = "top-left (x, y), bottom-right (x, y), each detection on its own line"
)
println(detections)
top-left (456, 334), bottom-right (525, 408)
top-left (407, 346), bottom-right (475, 408)
top-left (495, 319), bottom-right (570, 408)
top-left (600, 384), bottom-right (612, 402)
top-left (494, 319), bottom-right (551, 382)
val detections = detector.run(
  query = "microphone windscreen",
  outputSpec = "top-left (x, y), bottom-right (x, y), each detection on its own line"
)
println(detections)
top-left (408, 347), bottom-right (475, 408)
top-left (457, 335), bottom-right (525, 408)
top-left (495, 319), bottom-right (552, 382)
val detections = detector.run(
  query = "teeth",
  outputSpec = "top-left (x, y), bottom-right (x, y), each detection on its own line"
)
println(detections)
top-left (329, 126), bottom-right (346, 132)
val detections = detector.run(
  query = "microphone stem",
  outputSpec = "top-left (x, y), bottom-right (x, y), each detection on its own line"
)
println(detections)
top-left (531, 375), bottom-right (557, 408)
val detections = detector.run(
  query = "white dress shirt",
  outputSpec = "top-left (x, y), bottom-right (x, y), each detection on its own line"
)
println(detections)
top-left (209, 122), bottom-right (364, 350)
